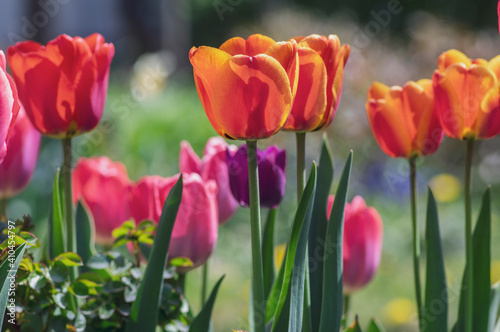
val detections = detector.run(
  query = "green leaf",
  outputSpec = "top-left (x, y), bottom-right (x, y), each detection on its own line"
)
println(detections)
top-left (268, 163), bottom-right (317, 332)
top-left (0, 242), bottom-right (27, 331)
top-left (126, 176), bottom-right (183, 332)
top-left (423, 189), bottom-right (448, 332)
top-left (76, 201), bottom-right (97, 269)
top-left (490, 282), bottom-right (500, 332)
top-left (55, 252), bottom-right (83, 267)
top-left (319, 151), bottom-right (352, 332)
top-left (48, 168), bottom-right (66, 258)
top-left (86, 253), bottom-right (111, 270)
top-left (262, 208), bottom-right (277, 300)
top-left (308, 134), bottom-right (334, 332)
top-left (169, 257), bottom-right (193, 268)
top-left (454, 187), bottom-right (491, 332)
top-left (345, 316), bottom-right (362, 332)
top-left (189, 275), bottom-right (225, 332)
top-left (366, 317), bottom-right (386, 332)
top-left (266, 244), bottom-right (287, 323)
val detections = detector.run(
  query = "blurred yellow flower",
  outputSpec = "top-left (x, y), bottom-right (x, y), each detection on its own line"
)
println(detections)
top-left (383, 298), bottom-right (416, 325)
top-left (429, 173), bottom-right (462, 203)
top-left (274, 243), bottom-right (287, 272)
top-left (492, 260), bottom-right (500, 284)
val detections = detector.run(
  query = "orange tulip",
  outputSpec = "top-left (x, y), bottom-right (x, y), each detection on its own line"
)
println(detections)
top-left (366, 80), bottom-right (443, 158)
top-left (432, 49), bottom-right (500, 139)
top-left (189, 34), bottom-right (298, 140)
top-left (7, 34), bottom-right (114, 138)
top-left (284, 34), bottom-right (350, 132)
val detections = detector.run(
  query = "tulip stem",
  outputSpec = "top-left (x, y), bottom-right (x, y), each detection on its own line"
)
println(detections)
top-left (296, 133), bottom-right (306, 202)
top-left (409, 156), bottom-right (423, 330)
top-left (464, 138), bottom-right (474, 332)
top-left (62, 138), bottom-right (77, 281)
top-left (0, 199), bottom-right (6, 220)
top-left (343, 295), bottom-right (350, 315)
top-left (201, 260), bottom-right (209, 305)
top-left (246, 140), bottom-right (265, 332)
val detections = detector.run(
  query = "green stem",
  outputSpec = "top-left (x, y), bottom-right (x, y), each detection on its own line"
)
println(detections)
top-left (464, 138), bottom-right (474, 332)
top-left (62, 138), bottom-right (77, 281)
top-left (296, 133), bottom-right (306, 203)
top-left (343, 295), bottom-right (350, 315)
top-left (201, 260), bottom-right (209, 305)
top-left (409, 156), bottom-right (423, 330)
top-left (246, 140), bottom-right (265, 332)
top-left (0, 198), bottom-right (6, 221)
top-left (179, 273), bottom-right (186, 293)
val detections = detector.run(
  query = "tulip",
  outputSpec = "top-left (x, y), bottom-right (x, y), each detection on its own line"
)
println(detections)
top-left (432, 49), bottom-right (500, 140)
top-left (189, 34), bottom-right (299, 140)
top-left (366, 79), bottom-right (444, 158)
top-left (327, 195), bottom-right (383, 294)
top-left (180, 137), bottom-right (239, 224)
top-left (129, 173), bottom-right (218, 272)
top-left (226, 144), bottom-right (286, 209)
top-left (284, 34), bottom-right (350, 132)
top-left (72, 157), bottom-right (131, 244)
top-left (7, 33), bottom-right (115, 138)
top-left (0, 108), bottom-right (41, 199)
top-left (0, 50), bottom-right (21, 164)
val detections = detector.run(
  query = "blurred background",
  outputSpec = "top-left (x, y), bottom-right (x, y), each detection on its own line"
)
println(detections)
top-left (1, 0), bottom-right (500, 331)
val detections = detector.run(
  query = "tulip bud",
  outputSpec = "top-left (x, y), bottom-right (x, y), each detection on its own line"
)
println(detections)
top-left (0, 50), bottom-right (20, 164)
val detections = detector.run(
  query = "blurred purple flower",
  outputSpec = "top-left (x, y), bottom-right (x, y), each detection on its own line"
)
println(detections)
top-left (226, 144), bottom-right (286, 209)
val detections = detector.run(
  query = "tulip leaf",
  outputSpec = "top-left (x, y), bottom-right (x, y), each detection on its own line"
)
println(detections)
top-left (345, 316), bottom-right (362, 332)
top-left (318, 151), bottom-right (353, 332)
top-left (423, 188), bottom-right (447, 332)
top-left (125, 176), bottom-right (183, 332)
top-left (76, 201), bottom-right (96, 272)
top-left (266, 242), bottom-right (287, 323)
top-left (48, 168), bottom-right (66, 259)
top-left (262, 208), bottom-right (277, 300)
top-left (308, 134), bottom-right (334, 332)
top-left (0, 242), bottom-right (27, 331)
top-left (453, 187), bottom-right (491, 332)
top-left (490, 282), bottom-right (500, 332)
top-left (189, 275), bottom-right (225, 332)
top-left (366, 317), bottom-right (386, 332)
top-left (269, 162), bottom-right (317, 332)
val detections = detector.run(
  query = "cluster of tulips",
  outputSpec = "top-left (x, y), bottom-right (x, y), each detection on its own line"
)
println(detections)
top-left (0, 20), bottom-right (498, 332)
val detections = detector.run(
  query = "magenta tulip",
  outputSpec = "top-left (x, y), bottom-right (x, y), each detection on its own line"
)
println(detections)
top-left (179, 137), bottom-right (239, 224)
top-left (129, 173), bottom-right (218, 272)
top-left (0, 50), bottom-right (21, 164)
top-left (328, 195), bottom-right (383, 294)
top-left (72, 157), bottom-right (131, 244)
top-left (0, 108), bottom-right (41, 199)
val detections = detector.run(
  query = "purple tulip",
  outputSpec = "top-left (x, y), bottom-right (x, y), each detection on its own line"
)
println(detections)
top-left (226, 144), bottom-right (286, 209)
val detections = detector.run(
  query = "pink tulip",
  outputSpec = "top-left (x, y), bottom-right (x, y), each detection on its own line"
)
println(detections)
top-left (328, 195), bottom-right (383, 294)
top-left (129, 173), bottom-right (218, 272)
top-left (72, 157), bottom-right (131, 244)
top-left (179, 137), bottom-right (238, 224)
top-left (0, 108), bottom-right (41, 199)
top-left (0, 50), bottom-right (21, 164)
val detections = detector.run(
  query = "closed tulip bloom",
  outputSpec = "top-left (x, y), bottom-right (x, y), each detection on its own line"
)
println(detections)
top-left (0, 50), bottom-right (21, 164)
top-left (366, 80), bottom-right (443, 158)
top-left (189, 34), bottom-right (299, 140)
top-left (7, 34), bottom-right (114, 138)
top-left (328, 195), bottom-right (383, 294)
top-left (180, 137), bottom-right (239, 224)
top-left (72, 157), bottom-right (131, 244)
top-left (432, 49), bottom-right (500, 139)
top-left (129, 173), bottom-right (218, 271)
top-left (284, 34), bottom-right (350, 132)
top-left (226, 144), bottom-right (286, 209)
top-left (0, 109), bottom-right (41, 198)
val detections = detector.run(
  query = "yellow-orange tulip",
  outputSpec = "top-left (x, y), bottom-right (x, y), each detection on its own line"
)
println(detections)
top-left (366, 80), bottom-right (443, 158)
top-left (189, 34), bottom-right (298, 140)
top-left (433, 49), bottom-right (500, 139)
top-left (284, 34), bottom-right (350, 132)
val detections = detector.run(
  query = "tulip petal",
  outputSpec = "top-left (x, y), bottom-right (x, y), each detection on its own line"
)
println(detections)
top-left (488, 54), bottom-right (500, 79)
top-left (211, 54), bottom-right (292, 140)
top-left (220, 34), bottom-right (276, 56)
top-left (284, 47), bottom-right (327, 131)
top-left (478, 82), bottom-right (500, 138)
top-left (0, 51), bottom-right (5, 71)
top-left (84, 33), bottom-right (106, 52)
top-left (189, 46), bottom-right (232, 137)
top-left (437, 49), bottom-right (472, 72)
top-left (179, 140), bottom-right (202, 174)
top-left (265, 41), bottom-right (299, 97)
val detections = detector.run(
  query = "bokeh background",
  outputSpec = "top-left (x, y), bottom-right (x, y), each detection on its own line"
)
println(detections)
top-left (1, 0), bottom-right (500, 331)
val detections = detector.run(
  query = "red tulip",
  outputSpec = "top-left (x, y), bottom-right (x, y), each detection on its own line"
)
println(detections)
top-left (0, 108), bottom-right (41, 198)
top-left (189, 34), bottom-right (299, 140)
top-left (129, 173), bottom-right (218, 271)
top-left (180, 137), bottom-right (238, 224)
top-left (366, 80), bottom-right (443, 158)
top-left (284, 34), bottom-right (350, 132)
top-left (7, 34), bottom-right (114, 138)
top-left (72, 157), bottom-right (131, 244)
top-left (328, 195), bottom-right (383, 294)
top-left (0, 50), bottom-right (21, 164)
